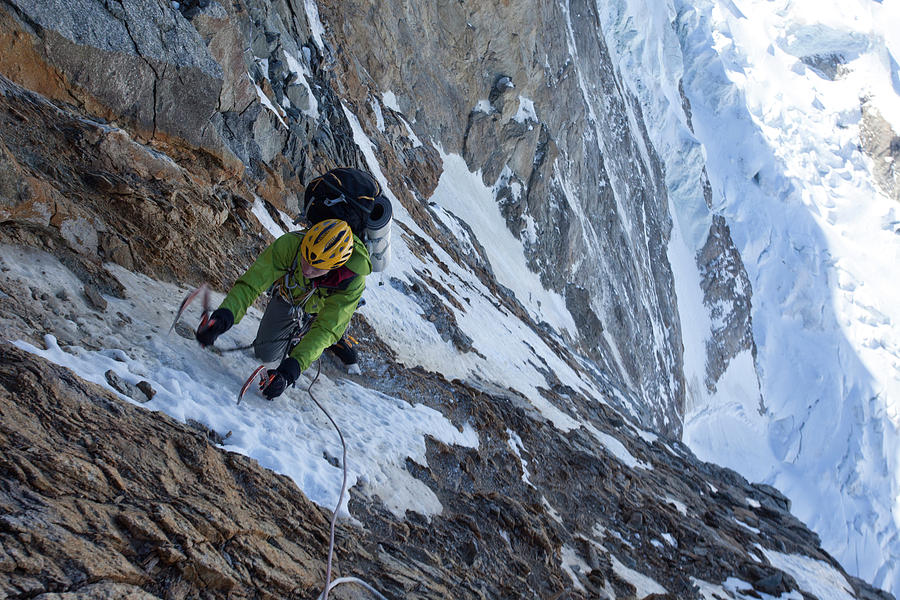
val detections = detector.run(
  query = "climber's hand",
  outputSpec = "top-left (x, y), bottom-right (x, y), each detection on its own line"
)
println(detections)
top-left (195, 308), bottom-right (234, 347)
top-left (261, 357), bottom-right (301, 400)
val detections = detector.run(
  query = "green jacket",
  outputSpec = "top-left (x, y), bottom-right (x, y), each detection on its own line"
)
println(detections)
top-left (220, 231), bottom-right (371, 371)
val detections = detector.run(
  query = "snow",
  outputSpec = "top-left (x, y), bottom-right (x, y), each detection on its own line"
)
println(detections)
top-left (474, 99), bottom-right (492, 114)
top-left (609, 553), bottom-right (668, 596)
top-left (675, 0), bottom-right (900, 592)
top-left (251, 196), bottom-right (287, 239)
top-left (667, 200), bottom-right (714, 417)
top-left (734, 518), bottom-right (761, 534)
top-left (370, 96), bottom-right (385, 132)
top-left (559, 545), bottom-right (589, 592)
top-left (762, 549), bottom-right (857, 600)
top-left (381, 90), bottom-right (400, 112)
top-left (583, 423), bottom-right (651, 470)
top-left (398, 115), bottom-right (423, 148)
top-left (3, 245), bottom-right (477, 520)
top-left (563, 541), bottom-right (666, 596)
top-left (302, 0), bottom-right (326, 51)
top-left (693, 577), bottom-right (804, 600)
top-left (512, 96), bottom-right (538, 124)
top-left (283, 51), bottom-right (320, 119)
top-left (429, 152), bottom-right (577, 337)
top-left (593, 0), bottom-right (900, 592)
top-left (506, 429), bottom-right (535, 487)
top-left (683, 350), bottom-right (773, 483)
top-left (664, 496), bottom-right (688, 516)
top-left (250, 77), bottom-right (287, 129)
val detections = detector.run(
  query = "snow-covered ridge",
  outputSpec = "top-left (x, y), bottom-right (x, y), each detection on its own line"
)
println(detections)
top-left (594, 0), bottom-right (900, 593)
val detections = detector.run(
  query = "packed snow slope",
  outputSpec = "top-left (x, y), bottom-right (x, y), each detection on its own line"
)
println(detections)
top-left (594, 0), bottom-right (900, 594)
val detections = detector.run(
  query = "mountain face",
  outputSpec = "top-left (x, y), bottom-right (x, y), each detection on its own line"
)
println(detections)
top-left (0, 0), bottom-right (895, 599)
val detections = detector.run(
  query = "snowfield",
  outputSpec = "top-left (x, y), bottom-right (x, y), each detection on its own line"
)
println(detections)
top-left (594, 0), bottom-right (900, 593)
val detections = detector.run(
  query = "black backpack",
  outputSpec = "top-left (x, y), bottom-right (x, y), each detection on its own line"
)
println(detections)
top-left (299, 167), bottom-right (394, 272)
top-left (300, 168), bottom-right (379, 237)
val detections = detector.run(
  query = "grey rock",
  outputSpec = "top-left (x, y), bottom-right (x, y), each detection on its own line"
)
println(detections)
top-left (104, 369), bottom-right (141, 400)
top-left (136, 381), bottom-right (156, 402)
top-left (752, 483), bottom-right (792, 512)
top-left (83, 284), bottom-right (107, 311)
top-left (7, 0), bottom-right (223, 148)
top-left (173, 321), bottom-right (196, 341)
top-left (626, 511), bottom-right (644, 529)
top-left (801, 53), bottom-right (846, 80)
top-left (285, 83), bottom-right (311, 111)
top-left (698, 214), bottom-right (758, 398)
top-left (861, 102), bottom-right (900, 204)
top-left (754, 571), bottom-right (784, 595)
top-left (187, 418), bottom-right (225, 444)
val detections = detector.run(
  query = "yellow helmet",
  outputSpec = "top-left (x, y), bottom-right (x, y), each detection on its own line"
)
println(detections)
top-left (300, 219), bottom-right (354, 270)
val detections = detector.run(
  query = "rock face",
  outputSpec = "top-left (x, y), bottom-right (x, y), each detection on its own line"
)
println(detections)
top-left (3, 0), bottom-right (684, 433)
top-left (0, 0), bottom-right (223, 151)
top-left (697, 215), bottom-right (758, 397)
top-left (0, 1), bottom-right (893, 599)
top-left (318, 0), bottom-right (685, 432)
top-left (2, 343), bottom-right (891, 599)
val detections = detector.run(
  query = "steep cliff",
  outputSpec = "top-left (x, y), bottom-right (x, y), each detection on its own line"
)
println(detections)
top-left (0, 0), bottom-right (894, 598)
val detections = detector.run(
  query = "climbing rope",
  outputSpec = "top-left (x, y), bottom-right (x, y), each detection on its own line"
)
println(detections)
top-left (305, 361), bottom-right (390, 600)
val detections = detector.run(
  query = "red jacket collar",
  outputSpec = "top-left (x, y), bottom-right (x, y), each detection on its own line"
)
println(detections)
top-left (312, 265), bottom-right (357, 289)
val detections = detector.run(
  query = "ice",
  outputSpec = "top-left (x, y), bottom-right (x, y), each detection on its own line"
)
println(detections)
top-left (303, 0), bottom-right (326, 51)
top-left (251, 78), bottom-right (287, 129)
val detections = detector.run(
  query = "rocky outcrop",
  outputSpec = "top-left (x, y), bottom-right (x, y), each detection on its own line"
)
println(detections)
top-left (860, 101), bottom-right (900, 204)
top-left (0, 73), bottom-right (261, 290)
top-left (698, 214), bottom-right (759, 395)
top-left (0, 0), bottom-right (225, 155)
top-left (3, 341), bottom-right (890, 599)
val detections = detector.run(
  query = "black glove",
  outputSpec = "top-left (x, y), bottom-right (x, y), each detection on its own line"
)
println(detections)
top-left (262, 357), bottom-right (301, 400)
top-left (195, 308), bottom-right (234, 347)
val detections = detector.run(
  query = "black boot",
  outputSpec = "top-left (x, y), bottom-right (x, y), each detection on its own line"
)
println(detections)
top-left (327, 336), bottom-right (359, 373)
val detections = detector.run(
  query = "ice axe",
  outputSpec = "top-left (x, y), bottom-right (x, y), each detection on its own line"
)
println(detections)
top-left (169, 283), bottom-right (211, 335)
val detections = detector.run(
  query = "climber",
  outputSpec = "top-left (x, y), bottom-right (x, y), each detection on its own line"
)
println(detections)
top-left (195, 218), bottom-right (371, 399)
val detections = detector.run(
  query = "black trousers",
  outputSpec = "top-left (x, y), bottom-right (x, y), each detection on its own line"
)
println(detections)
top-left (253, 294), bottom-right (304, 363)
